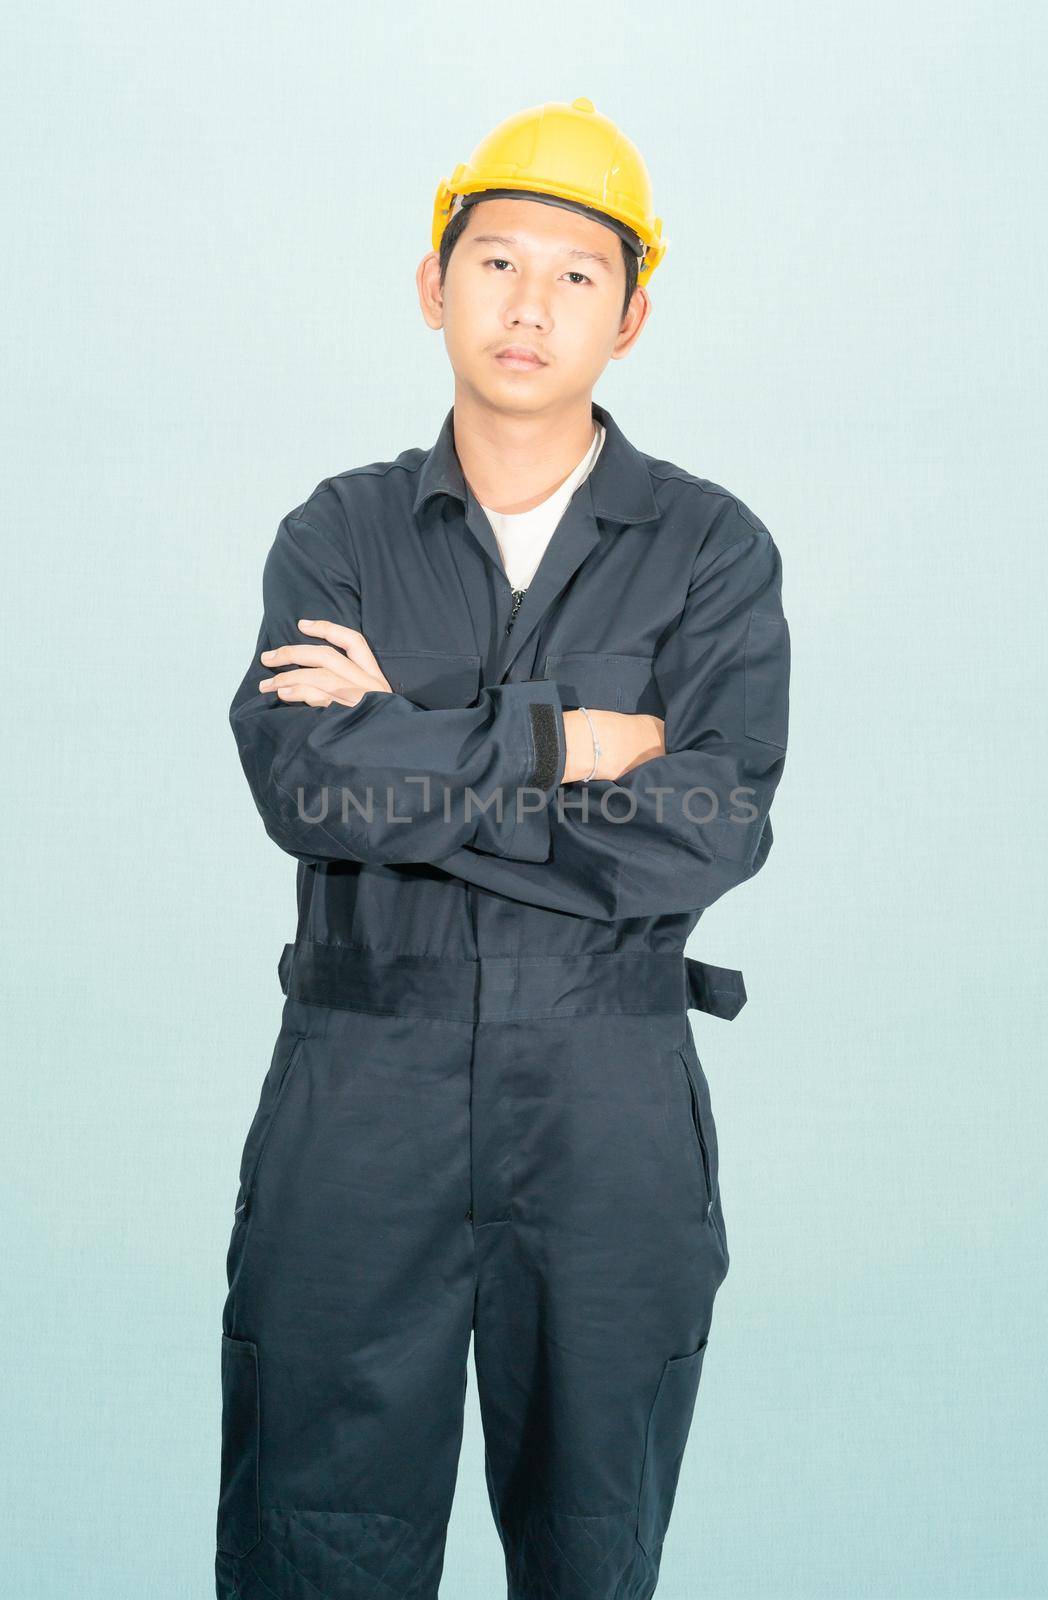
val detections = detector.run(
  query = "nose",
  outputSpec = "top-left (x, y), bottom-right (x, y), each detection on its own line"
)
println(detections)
top-left (504, 278), bottom-right (552, 332)
top-left (508, 308), bottom-right (550, 333)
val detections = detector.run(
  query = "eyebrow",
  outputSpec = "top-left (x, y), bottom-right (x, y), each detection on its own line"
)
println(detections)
top-left (467, 232), bottom-right (614, 272)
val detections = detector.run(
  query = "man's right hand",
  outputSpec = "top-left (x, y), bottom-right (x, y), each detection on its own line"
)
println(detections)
top-left (561, 710), bottom-right (666, 784)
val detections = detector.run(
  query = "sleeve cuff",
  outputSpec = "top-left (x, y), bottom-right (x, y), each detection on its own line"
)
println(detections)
top-left (472, 678), bottom-right (566, 862)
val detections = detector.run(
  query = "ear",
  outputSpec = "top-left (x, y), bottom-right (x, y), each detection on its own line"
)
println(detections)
top-left (611, 285), bottom-right (652, 358)
top-left (417, 252), bottom-right (445, 329)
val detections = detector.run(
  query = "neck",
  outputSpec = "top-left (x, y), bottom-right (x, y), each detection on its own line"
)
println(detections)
top-left (451, 387), bottom-right (598, 514)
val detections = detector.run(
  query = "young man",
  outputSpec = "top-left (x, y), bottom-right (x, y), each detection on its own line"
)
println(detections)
top-left (216, 97), bottom-right (790, 1600)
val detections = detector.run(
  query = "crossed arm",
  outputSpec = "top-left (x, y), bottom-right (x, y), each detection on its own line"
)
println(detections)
top-left (229, 504), bottom-right (790, 921)
top-left (256, 617), bottom-right (664, 785)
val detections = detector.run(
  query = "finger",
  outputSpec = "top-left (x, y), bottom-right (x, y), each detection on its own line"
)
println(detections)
top-left (261, 659), bottom-right (387, 699)
top-left (296, 619), bottom-right (384, 675)
top-left (260, 643), bottom-right (353, 672)
top-left (274, 684), bottom-right (332, 707)
top-left (260, 641), bottom-right (388, 692)
top-left (259, 668), bottom-right (340, 694)
top-left (260, 667), bottom-right (376, 709)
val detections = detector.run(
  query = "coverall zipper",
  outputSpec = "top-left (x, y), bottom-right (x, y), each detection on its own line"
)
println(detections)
top-left (506, 587), bottom-right (526, 634)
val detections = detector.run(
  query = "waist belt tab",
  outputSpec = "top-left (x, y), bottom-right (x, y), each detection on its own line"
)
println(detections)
top-left (685, 957), bottom-right (747, 1020)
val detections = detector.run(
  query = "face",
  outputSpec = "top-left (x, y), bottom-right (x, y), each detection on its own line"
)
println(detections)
top-left (417, 195), bottom-right (651, 414)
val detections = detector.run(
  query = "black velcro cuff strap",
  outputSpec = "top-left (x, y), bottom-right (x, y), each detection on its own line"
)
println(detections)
top-left (526, 700), bottom-right (562, 792)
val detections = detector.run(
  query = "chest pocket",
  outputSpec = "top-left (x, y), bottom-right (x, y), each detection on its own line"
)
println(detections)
top-left (542, 651), bottom-right (660, 714)
top-left (373, 649), bottom-right (482, 710)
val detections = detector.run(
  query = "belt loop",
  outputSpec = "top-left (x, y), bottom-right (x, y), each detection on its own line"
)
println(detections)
top-left (278, 942), bottom-right (294, 996)
top-left (684, 957), bottom-right (747, 1021)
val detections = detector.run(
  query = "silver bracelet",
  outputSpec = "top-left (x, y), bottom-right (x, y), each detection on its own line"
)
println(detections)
top-left (578, 705), bottom-right (600, 782)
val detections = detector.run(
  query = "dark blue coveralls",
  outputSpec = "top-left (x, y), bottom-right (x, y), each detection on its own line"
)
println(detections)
top-left (216, 400), bottom-right (791, 1599)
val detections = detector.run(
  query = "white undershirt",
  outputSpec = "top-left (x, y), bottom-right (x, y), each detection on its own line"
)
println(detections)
top-left (479, 422), bottom-right (606, 593)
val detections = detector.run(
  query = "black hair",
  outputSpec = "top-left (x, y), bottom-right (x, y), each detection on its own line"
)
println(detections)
top-left (438, 201), bottom-right (640, 323)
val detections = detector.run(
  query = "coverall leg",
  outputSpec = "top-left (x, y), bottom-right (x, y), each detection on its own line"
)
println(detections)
top-left (215, 944), bottom-right (732, 1600)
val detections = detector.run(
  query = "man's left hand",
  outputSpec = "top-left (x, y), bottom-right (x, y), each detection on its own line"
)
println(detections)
top-left (258, 619), bottom-right (393, 708)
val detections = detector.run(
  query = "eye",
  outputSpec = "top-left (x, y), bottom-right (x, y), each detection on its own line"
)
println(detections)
top-left (481, 259), bottom-right (592, 285)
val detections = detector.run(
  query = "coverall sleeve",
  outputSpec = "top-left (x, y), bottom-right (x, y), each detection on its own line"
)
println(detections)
top-left (228, 511), bottom-right (567, 866)
top-left (427, 507), bottom-right (791, 921)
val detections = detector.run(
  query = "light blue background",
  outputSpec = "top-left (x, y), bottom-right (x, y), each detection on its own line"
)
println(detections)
top-left (3, 3), bottom-right (1045, 1596)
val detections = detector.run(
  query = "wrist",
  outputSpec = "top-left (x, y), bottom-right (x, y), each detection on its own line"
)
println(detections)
top-left (563, 708), bottom-right (603, 783)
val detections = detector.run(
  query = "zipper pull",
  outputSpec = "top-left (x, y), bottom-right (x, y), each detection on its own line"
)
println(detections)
top-left (506, 587), bottom-right (526, 635)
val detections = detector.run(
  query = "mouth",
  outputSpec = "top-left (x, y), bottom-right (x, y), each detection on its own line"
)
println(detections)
top-left (494, 348), bottom-right (548, 370)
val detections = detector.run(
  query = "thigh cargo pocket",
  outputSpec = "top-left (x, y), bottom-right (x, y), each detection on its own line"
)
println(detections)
top-left (636, 1338), bottom-right (708, 1557)
top-left (216, 1334), bottom-right (262, 1558)
top-left (675, 1048), bottom-right (718, 1223)
top-left (233, 1029), bottom-right (310, 1223)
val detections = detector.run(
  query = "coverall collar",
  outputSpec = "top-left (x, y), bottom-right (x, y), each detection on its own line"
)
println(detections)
top-left (412, 399), bottom-right (660, 527)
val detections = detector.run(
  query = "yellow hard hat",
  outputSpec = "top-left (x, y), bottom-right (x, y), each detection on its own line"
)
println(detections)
top-left (432, 97), bottom-right (667, 288)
